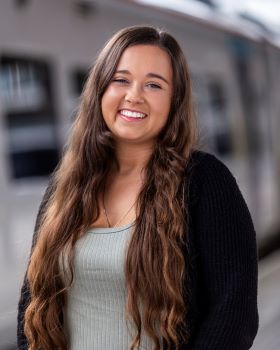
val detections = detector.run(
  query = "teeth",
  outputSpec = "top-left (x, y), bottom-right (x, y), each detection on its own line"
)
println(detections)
top-left (120, 110), bottom-right (146, 118)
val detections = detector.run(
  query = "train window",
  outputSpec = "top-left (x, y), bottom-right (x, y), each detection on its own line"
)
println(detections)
top-left (207, 79), bottom-right (232, 155)
top-left (191, 73), bottom-right (232, 155)
top-left (0, 55), bottom-right (59, 179)
top-left (195, 0), bottom-right (217, 8)
top-left (71, 68), bottom-right (89, 96)
top-left (208, 80), bottom-right (226, 111)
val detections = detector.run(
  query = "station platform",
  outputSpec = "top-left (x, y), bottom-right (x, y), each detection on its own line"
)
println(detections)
top-left (252, 250), bottom-right (280, 350)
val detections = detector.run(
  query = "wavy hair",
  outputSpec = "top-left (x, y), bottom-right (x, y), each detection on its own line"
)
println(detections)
top-left (24, 25), bottom-right (197, 350)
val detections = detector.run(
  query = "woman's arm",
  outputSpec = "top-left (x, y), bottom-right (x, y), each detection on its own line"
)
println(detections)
top-left (189, 152), bottom-right (259, 350)
top-left (17, 177), bottom-right (55, 349)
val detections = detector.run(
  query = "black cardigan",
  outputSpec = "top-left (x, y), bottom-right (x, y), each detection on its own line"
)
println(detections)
top-left (17, 150), bottom-right (259, 349)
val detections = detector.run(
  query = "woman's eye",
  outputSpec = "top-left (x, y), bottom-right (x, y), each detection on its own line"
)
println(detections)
top-left (112, 78), bottom-right (128, 84)
top-left (147, 83), bottom-right (161, 89)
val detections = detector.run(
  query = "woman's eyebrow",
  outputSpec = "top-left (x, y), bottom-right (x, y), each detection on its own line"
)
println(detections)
top-left (115, 70), bottom-right (169, 85)
top-left (115, 69), bottom-right (130, 75)
top-left (146, 73), bottom-right (169, 85)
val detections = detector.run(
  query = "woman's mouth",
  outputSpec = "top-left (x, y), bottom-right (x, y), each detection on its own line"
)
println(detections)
top-left (118, 109), bottom-right (147, 122)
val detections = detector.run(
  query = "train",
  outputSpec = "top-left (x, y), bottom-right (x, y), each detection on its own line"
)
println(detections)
top-left (0, 0), bottom-right (280, 346)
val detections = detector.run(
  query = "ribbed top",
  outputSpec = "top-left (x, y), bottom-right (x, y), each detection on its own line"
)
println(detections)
top-left (63, 221), bottom-right (156, 350)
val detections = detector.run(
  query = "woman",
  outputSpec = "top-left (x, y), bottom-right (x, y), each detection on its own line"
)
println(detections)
top-left (17, 25), bottom-right (258, 350)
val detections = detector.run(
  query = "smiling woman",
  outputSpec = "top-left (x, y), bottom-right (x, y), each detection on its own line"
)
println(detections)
top-left (17, 25), bottom-right (258, 350)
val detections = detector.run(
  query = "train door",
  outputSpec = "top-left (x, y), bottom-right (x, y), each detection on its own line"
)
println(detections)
top-left (0, 54), bottom-right (60, 339)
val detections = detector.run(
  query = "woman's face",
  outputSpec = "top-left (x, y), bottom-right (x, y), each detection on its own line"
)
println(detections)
top-left (101, 44), bottom-right (173, 147)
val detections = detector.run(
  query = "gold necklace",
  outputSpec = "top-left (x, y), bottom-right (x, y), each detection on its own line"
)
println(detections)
top-left (102, 190), bottom-right (137, 228)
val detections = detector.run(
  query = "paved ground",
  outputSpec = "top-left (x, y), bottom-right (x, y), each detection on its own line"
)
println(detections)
top-left (252, 250), bottom-right (280, 350)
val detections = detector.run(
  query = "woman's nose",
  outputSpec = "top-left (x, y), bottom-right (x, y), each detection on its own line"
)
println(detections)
top-left (125, 84), bottom-right (144, 104)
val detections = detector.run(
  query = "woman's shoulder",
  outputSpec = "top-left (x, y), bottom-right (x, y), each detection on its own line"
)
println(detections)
top-left (186, 149), bottom-right (235, 182)
top-left (185, 149), bottom-right (242, 206)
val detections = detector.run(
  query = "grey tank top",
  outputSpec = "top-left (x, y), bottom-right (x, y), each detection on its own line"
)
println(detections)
top-left (62, 222), bottom-right (157, 350)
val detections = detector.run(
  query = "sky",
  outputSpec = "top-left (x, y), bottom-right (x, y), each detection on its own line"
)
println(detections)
top-left (135, 0), bottom-right (280, 33)
top-left (216, 0), bottom-right (280, 31)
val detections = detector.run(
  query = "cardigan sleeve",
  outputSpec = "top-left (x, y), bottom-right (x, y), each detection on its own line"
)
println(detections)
top-left (17, 177), bottom-right (55, 350)
top-left (189, 152), bottom-right (259, 350)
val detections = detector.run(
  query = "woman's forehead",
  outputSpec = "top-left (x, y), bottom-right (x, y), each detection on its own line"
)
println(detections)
top-left (115, 44), bottom-right (172, 80)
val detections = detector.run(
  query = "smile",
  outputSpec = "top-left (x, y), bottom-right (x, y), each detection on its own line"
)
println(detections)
top-left (119, 109), bottom-right (147, 119)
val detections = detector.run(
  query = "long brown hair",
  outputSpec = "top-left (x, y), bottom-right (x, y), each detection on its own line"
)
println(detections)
top-left (24, 25), bottom-right (197, 350)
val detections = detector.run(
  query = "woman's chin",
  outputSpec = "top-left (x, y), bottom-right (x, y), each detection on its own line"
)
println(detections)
top-left (114, 133), bottom-right (151, 145)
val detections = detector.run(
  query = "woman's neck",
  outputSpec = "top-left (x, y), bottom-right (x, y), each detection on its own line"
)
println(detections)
top-left (113, 142), bottom-right (154, 176)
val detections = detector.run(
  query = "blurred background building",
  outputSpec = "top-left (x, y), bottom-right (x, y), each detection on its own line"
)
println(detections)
top-left (0, 0), bottom-right (280, 349)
